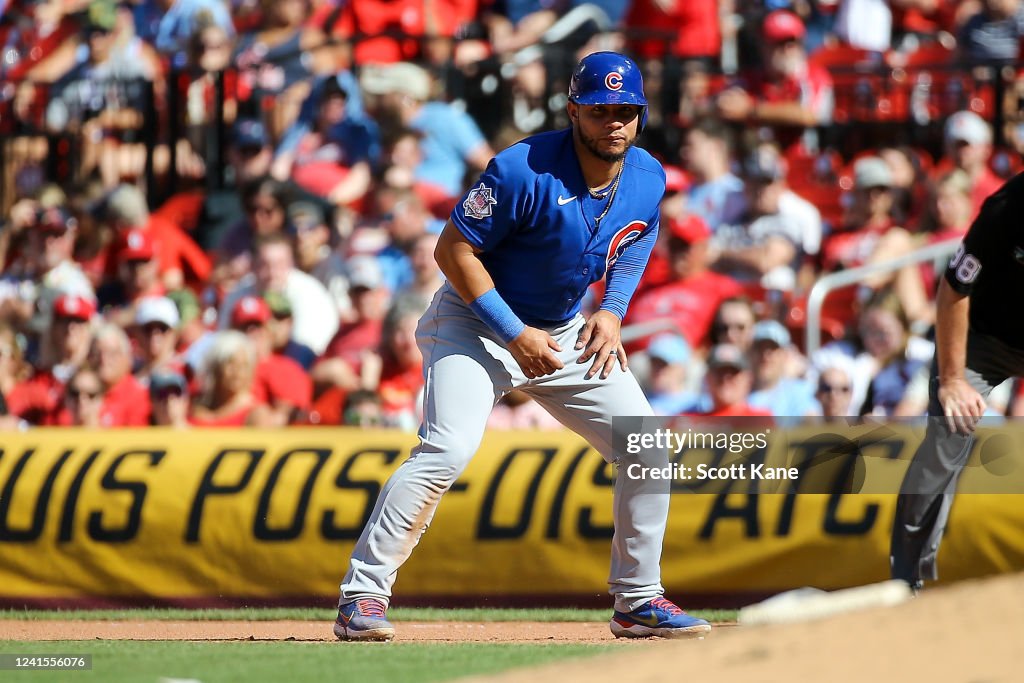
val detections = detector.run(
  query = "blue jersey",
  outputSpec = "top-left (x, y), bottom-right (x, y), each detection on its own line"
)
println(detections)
top-left (451, 128), bottom-right (664, 327)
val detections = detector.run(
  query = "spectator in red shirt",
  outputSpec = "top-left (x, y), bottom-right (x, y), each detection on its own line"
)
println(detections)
top-left (132, 296), bottom-right (183, 385)
top-left (100, 228), bottom-right (165, 327)
top-left (369, 298), bottom-right (425, 430)
top-left (942, 111), bottom-right (1003, 217)
top-left (315, 256), bottom-right (390, 394)
top-left (91, 323), bottom-right (151, 426)
top-left (691, 344), bottom-right (773, 417)
top-left (627, 215), bottom-right (744, 350)
top-left (625, 0), bottom-right (720, 62)
top-left (6, 293), bottom-right (95, 425)
top-left (820, 157), bottom-right (901, 274)
top-left (63, 365), bottom-right (107, 428)
top-left (103, 183), bottom-right (212, 289)
top-left (716, 10), bottom-right (834, 153)
top-left (190, 330), bottom-right (258, 427)
top-left (230, 294), bottom-right (312, 427)
top-left (0, 324), bottom-right (30, 430)
top-left (149, 370), bottom-right (191, 429)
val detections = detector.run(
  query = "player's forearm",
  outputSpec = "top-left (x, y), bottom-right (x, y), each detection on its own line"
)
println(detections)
top-left (935, 279), bottom-right (970, 383)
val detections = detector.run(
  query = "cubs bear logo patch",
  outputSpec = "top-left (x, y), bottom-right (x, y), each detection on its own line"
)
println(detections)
top-left (463, 183), bottom-right (497, 219)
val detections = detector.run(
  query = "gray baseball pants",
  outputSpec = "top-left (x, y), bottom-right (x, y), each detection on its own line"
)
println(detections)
top-left (891, 329), bottom-right (1024, 585)
top-left (340, 283), bottom-right (668, 612)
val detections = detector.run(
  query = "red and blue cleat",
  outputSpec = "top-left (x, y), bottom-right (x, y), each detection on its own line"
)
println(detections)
top-left (610, 596), bottom-right (712, 638)
top-left (334, 598), bottom-right (395, 641)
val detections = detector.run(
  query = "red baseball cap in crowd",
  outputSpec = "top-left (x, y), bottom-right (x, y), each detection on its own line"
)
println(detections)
top-left (663, 165), bottom-right (691, 194)
top-left (231, 295), bottom-right (272, 327)
top-left (118, 229), bottom-right (156, 262)
top-left (669, 215), bottom-right (711, 244)
top-left (37, 206), bottom-right (77, 234)
top-left (53, 293), bottom-right (96, 321)
top-left (763, 10), bottom-right (805, 43)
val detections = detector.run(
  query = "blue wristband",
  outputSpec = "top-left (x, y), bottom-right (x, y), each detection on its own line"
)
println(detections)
top-left (470, 289), bottom-right (526, 344)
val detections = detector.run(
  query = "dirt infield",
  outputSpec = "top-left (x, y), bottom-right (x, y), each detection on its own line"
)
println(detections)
top-left (0, 620), bottom-right (648, 643)
top-left (469, 571), bottom-right (1024, 682)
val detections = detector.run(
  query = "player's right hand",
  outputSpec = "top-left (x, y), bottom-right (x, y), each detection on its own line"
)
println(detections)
top-left (937, 378), bottom-right (986, 434)
top-left (507, 327), bottom-right (564, 379)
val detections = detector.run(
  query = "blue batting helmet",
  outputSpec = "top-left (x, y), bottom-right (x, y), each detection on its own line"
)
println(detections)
top-left (568, 51), bottom-right (648, 130)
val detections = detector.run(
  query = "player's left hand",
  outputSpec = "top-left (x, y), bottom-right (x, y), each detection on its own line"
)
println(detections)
top-left (575, 310), bottom-right (628, 380)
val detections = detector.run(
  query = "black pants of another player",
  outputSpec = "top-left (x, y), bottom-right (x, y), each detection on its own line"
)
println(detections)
top-left (890, 329), bottom-right (1024, 587)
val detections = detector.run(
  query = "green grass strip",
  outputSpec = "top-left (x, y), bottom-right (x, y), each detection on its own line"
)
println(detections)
top-left (0, 607), bottom-right (737, 623)
top-left (0, 640), bottom-right (609, 683)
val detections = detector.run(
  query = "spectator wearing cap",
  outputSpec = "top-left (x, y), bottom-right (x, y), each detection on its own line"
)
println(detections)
top-left (228, 119), bottom-right (274, 185)
top-left (149, 370), bottom-right (191, 428)
top-left (264, 291), bottom-right (318, 370)
top-left (820, 156), bottom-right (901, 275)
top-left (291, 201), bottom-right (353, 321)
top-left (959, 0), bottom-right (1024, 63)
top-left (376, 190), bottom-right (435, 295)
top-left (627, 215), bottom-right (743, 349)
top-left (6, 293), bottom-right (95, 425)
top-left (314, 255), bottom-right (390, 395)
top-left (643, 334), bottom-right (702, 416)
top-left (942, 111), bottom-right (1002, 217)
top-left (90, 323), bottom-right (151, 426)
top-left (814, 361), bottom-right (855, 420)
top-left (102, 184), bottom-right (211, 290)
top-left (712, 145), bottom-right (814, 292)
top-left (63, 365), bottom-right (108, 428)
top-left (230, 295), bottom-right (312, 427)
top-left (5, 206), bottom-right (94, 336)
top-left (715, 10), bottom-right (834, 153)
top-left (219, 233), bottom-right (339, 355)
top-left (632, 166), bottom-right (694, 293)
top-left (133, 296), bottom-right (183, 384)
top-left (271, 74), bottom-right (379, 208)
top-left (747, 321), bottom-right (817, 425)
top-left (190, 330), bottom-right (257, 427)
top-left (99, 228), bottom-right (164, 327)
top-left (361, 62), bottom-right (494, 201)
top-left (689, 344), bottom-right (773, 417)
top-left (682, 117), bottom-right (745, 232)
top-left (34, 1), bottom-right (162, 186)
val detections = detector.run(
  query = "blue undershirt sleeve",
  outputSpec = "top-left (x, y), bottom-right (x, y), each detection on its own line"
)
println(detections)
top-left (600, 221), bottom-right (659, 319)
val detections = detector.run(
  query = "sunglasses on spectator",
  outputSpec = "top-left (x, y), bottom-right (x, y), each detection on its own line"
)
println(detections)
top-left (714, 322), bottom-right (750, 333)
top-left (142, 323), bottom-right (172, 336)
top-left (818, 383), bottom-right (851, 394)
top-left (247, 202), bottom-right (282, 215)
top-left (154, 387), bottom-right (185, 401)
top-left (68, 387), bottom-right (103, 401)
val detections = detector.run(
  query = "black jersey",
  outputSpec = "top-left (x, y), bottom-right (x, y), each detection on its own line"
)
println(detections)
top-left (944, 171), bottom-right (1024, 348)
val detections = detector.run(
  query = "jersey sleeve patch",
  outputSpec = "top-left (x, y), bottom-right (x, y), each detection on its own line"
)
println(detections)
top-left (462, 182), bottom-right (498, 219)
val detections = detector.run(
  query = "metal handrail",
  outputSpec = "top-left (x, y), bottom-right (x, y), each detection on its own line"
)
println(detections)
top-left (620, 318), bottom-right (686, 344)
top-left (805, 238), bottom-right (961, 357)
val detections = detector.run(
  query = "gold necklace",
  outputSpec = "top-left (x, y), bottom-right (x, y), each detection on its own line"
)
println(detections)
top-left (593, 159), bottom-right (624, 229)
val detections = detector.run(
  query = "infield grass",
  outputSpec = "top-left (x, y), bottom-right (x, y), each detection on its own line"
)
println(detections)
top-left (0, 606), bottom-right (738, 623)
top-left (0, 640), bottom-right (608, 683)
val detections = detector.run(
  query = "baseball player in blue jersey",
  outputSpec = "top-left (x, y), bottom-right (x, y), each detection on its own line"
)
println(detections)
top-left (334, 52), bottom-right (711, 641)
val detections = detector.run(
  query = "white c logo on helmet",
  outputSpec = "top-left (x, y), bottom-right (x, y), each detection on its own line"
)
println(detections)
top-left (605, 72), bottom-right (623, 91)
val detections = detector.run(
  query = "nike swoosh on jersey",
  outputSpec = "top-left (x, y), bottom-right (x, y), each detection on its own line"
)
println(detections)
top-left (557, 195), bottom-right (577, 205)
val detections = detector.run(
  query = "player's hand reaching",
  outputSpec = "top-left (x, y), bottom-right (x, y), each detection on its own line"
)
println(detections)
top-left (508, 327), bottom-right (564, 379)
top-left (937, 378), bottom-right (986, 434)
top-left (575, 310), bottom-right (627, 380)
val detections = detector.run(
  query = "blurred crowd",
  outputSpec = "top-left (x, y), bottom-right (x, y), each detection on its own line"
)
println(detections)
top-left (2, 0), bottom-right (1024, 430)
